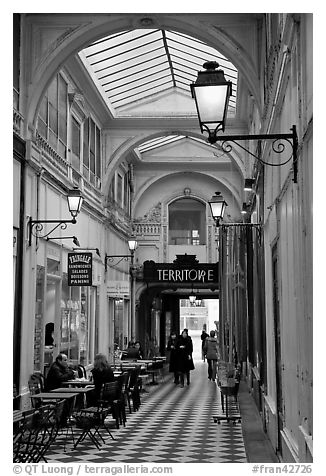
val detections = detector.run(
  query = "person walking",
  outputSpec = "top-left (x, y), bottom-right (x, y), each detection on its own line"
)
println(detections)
top-left (176, 329), bottom-right (195, 387)
top-left (203, 330), bottom-right (219, 381)
top-left (166, 331), bottom-right (179, 384)
top-left (200, 325), bottom-right (209, 361)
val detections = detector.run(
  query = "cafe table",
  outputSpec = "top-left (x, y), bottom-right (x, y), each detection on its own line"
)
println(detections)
top-left (138, 360), bottom-right (163, 385)
top-left (119, 361), bottom-right (146, 371)
top-left (61, 379), bottom-right (94, 387)
top-left (30, 392), bottom-right (79, 402)
top-left (50, 387), bottom-right (94, 408)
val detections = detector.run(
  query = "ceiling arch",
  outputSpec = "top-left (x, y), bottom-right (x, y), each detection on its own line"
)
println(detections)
top-left (133, 170), bottom-right (243, 216)
top-left (104, 128), bottom-right (245, 199)
top-left (22, 13), bottom-right (262, 137)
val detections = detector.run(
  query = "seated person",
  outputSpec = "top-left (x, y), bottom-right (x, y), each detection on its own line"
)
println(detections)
top-left (91, 353), bottom-right (115, 401)
top-left (124, 341), bottom-right (143, 360)
top-left (45, 353), bottom-right (76, 391)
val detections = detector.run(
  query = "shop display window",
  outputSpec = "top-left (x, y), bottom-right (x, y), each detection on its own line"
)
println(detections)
top-left (34, 266), bottom-right (45, 372)
top-left (114, 298), bottom-right (124, 353)
top-left (61, 273), bottom-right (83, 364)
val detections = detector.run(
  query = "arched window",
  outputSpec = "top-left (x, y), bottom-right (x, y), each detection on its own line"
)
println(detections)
top-left (169, 198), bottom-right (206, 245)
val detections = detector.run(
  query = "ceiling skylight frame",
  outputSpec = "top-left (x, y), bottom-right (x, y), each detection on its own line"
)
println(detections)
top-left (80, 28), bottom-right (238, 115)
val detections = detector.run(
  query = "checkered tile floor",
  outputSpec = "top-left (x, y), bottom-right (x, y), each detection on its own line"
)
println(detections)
top-left (46, 361), bottom-right (247, 463)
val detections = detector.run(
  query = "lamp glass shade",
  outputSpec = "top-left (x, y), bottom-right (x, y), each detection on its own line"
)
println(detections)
top-left (241, 203), bottom-right (247, 215)
top-left (208, 193), bottom-right (228, 221)
top-left (128, 237), bottom-right (137, 251)
top-left (193, 84), bottom-right (229, 128)
top-left (191, 62), bottom-right (232, 136)
top-left (67, 188), bottom-right (83, 218)
top-left (189, 294), bottom-right (196, 304)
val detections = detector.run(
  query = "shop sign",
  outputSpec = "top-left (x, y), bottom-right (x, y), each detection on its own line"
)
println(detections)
top-left (143, 260), bottom-right (218, 284)
top-left (68, 252), bottom-right (92, 286)
top-left (108, 280), bottom-right (130, 297)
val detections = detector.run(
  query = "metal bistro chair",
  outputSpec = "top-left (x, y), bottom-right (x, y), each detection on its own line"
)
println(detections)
top-left (28, 374), bottom-right (57, 409)
top-left (13, 405), bottom-right (57, 463)
top-left (77, 364), bottom-right (87, 378)
top-left (120, 370), bottom-right (133, 414)
top-left (28, 375), bottom-right (43, 409)
top-left (125, 366), bottom-right (141, 412)
top-left (100, 381), bottom-right (126, 429)
top-left (74, 385), bottom-right (116, 449)
top-left (53, 397), bottom-right (77, 452)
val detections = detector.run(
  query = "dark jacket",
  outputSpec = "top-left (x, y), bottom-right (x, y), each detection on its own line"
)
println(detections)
top-left (91, 366), bottom-right (115, 400)
top-left (166, 336), bottom-right (179, 372)
top-left (176, 335), bottom-right (195, 373)
top-left (203, 336), bottom-right (219, 360)
top-left (123, 347), bottom-right (142, 360)
top-left (45, 361), bottom-right (75, 391)
top-left (200, 331), bottom-right (209, 349)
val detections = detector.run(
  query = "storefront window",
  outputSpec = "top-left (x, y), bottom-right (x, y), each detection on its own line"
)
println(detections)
top-left (114, 299), bottom-right (124, 352)
top-left (169, 198), bottom-right (206, 245)
top-left (34, 266), bottom-right (45, 372)
top-left (61, 273), bottom-right (81, 364)
top-left (79, 287), bottom-right (88, 365)
top-left (60, 277), bottom-right (96, 365)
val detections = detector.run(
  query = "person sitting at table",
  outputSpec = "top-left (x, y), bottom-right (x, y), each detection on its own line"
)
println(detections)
top-left (125, 341), bottom-right (143, 360)
top-left (45, 353), bottom-right (76, 391)
top-left (91, 353), bottom-right (115, 401)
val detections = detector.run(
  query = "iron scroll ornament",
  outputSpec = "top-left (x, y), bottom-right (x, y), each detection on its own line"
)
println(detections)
top-left (105, 255), bottom-right (134, 272)
top-left (205, 125), bottom-right (298, 183)
top-left (28, 218), bottom-right (77, 246)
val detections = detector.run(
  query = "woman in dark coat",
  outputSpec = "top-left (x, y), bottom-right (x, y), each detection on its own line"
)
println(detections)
top-left (166, 331), bottom-right (179, 384)
top-left (200, 326), bottom-right (209, 361)
top-left (176, 329), bottom-right (195, 387)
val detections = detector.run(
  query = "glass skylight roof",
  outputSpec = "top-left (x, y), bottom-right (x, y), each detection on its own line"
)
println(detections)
top-left (137, 135), bottom-right (220, 153)
top-left (80, 29), bottom-right (238, 116)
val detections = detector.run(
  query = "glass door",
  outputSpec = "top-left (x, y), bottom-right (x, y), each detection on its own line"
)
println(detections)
top-left (60, 273), bottom-right (81, 365)
top-left (44, 272), bottom-right (61, 375)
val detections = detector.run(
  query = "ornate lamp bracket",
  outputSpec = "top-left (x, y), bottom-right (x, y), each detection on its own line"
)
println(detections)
top-left (105, 254), bottom-right (133, 272)
top-left (28, 218), bottom-right (76, 246)
top-left (212, 125), bottom-right (298, 183)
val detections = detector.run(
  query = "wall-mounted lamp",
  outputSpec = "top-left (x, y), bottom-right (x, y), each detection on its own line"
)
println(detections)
top-left (244, 179), bottom-right (255, 192)
top-left (28, 187), bottom-right (83, 246)
top-left (209, 192), bottom-right (260, 229)
top-left (46, 236), bottom-right (80, 247)
top-left (208, 192), bottom-right (228, 227)
top-left (105, 236), bottom-right (138, 272)
top-left (191, 62), bottom-right (298, 183)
